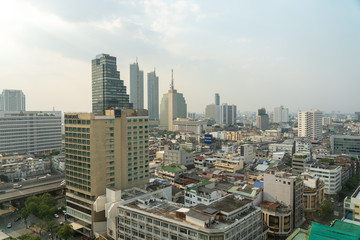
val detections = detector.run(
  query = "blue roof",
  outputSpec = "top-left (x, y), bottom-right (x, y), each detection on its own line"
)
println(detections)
top-left (253, 180), bottom-right (264, 188)
top-left (258, 159), bottom-right (266, 164)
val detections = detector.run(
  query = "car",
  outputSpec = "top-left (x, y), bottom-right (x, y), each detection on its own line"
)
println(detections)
top-left (7, 223), bottom-right (12, 228)
top-left (62, 210), bottom-right (66, 215)
top-left (14, 217), bottom-right (21, 222)
top-left (54, 214), bottom-right (59, 218)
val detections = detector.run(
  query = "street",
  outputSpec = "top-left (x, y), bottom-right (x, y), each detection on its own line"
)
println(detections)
top-left (0, 209), bottom-right (66, 239)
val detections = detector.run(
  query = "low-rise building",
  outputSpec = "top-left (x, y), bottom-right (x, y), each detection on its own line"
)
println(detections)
top-left (184, 181), bottom-right (223, 207)
top-left (173, 118), bottom-right (207, 135)
top-left (344, 185), bottom-right (360, 223)
top-left (164, 145), bottom-right (194, 166)
top-left (268, 143), bottom-right (294, 155)
top-left (295, 138), bottom-right (312, 153)
top-left (301, 173), bottom-right (325, 218)
top-left (158, 165), bottom-right (187, 183)
top-left (115, 194), bottom-right (268, 240)
top-left (308, 163), bottom-right (342, 195)
top-left (292, 153), bottom-right (311, 176)
top-left (215, 158), bottom-right (244, 173)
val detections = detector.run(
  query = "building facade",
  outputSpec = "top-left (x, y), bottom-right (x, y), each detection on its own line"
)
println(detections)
top-left (221, 104), bottom-right (236, 126)
top-left (344, 185), bottom-right (360, 223)
top-left (331, 135), bottom-right (360, 157)
top-left (292, 153), bottom-right (311, 176)
top-left (92, 54), bottom-right (132, 115)
top-left (308, 164), bottom-right (342, 195)
top-left (264, 171), bottom-right (304, 231)
top-left (0, 89), bottom-right (25, 112)
top-left (147, 70), bottom-right (159, 121)
top-left (273, 106), bottom-right (289, 123)
top-left (115, 195), bottom-right (267, 240)
top-left (159, 72), bottom-right (187, 130)
top-left (130, 61), bottom-right (144, 109)
top-left (256, 108), bottom-right (269, 131)
top-left (64, 109), bottom-right (150, 237)
top-left (0, 111), bottom-right (62, 154)
top-left (298, 109), bottom-right (322, 140)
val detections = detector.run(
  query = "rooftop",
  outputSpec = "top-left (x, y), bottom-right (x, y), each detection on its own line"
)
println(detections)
top-left (122, 195), bottom-right (254, 230)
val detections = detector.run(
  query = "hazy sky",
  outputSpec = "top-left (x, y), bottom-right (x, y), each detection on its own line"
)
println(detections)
top-left (1, 0), bottom-right (360, 114)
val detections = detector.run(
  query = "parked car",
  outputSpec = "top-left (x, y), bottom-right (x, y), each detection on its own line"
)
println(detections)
top-left (7, 223), bottom-right (12, 228)
top-left (54, 214), bottom-right (59, 218)
top-left (14, 217), bottom-right (21, 222)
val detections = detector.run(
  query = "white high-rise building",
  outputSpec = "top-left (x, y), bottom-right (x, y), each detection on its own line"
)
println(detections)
top-left (298, 109), bottom-right (323, 140)
top-left (273, 105), bottom-right (289, 123)
top-left (130, 61), bottom-right (144, 109)
top-left (0, 89), bottom-right (25, 112)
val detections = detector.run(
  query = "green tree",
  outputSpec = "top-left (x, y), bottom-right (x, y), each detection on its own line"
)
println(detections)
top-left (20, 193), bottom-right (57, 236)
top-left (20, 207), bottom-right (30, 228)
top-left (46, 220), bottom-right (57, 239)
top-left (56, 224), bottom-right (74, 240)
top-left (321, 199), bottom-right (333, 216)
top-left (18, 234), bottom-right (41, 240)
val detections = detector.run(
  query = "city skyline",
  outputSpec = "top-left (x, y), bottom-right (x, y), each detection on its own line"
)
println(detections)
top-left (1, 1), bottom-right (360, 114)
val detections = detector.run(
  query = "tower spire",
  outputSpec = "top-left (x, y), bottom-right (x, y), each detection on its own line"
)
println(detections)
top-left (171, 69), bottom-right (174, 91)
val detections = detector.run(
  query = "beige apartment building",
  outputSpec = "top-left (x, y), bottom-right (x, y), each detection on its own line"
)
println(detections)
top-left (264, 171), bottom-right (305, 236)
top-left (64, 109), bottom-right (150, 237)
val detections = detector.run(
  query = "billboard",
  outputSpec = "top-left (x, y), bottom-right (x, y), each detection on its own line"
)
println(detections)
top-left (204, 134), bottom-right (212, 144)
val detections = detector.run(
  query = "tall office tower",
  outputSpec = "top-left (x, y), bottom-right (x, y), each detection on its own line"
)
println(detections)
top-left (215, 93), bottom-right (220, 106)
top-left (147, 70), bottom-right (159, 121)
top-left (130, 61), bottom-right (144, 109)
top-left (298, 109), bottom-right (322, 140)
top-left (215, 93), bottom-right (221, 124)
top-left (221, 104), bottom-right (237, 125)
top-left (205, 104), bottom-right (216, 121)
top-left (256, 108), bottom-right (269, 130)
top-left (64, 109), bottom-right (150, 238)
top-left (159, 70), bottom-right (187, 130)
top-left (205, 93), bottom-right (221, 124)
top-left (92, 54), bottom-right (132, 115)
top-left (355, 112), bottom-right (360, 121)
top-left (273, 105), bottom-right (289, 123)
top-left (0, 111), bottom-right (61, 154)
top-left (0, 89), bottom-right (25, 112)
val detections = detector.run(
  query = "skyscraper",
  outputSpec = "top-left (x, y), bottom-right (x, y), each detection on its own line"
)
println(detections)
top-left (159, 70), bottom-right (187, 130)
top-left (273, 105), bottom-right (289, 123)
top-left (64, 109), bottom-right (150, 237)
top-left (221, 104), bottom-right (237, 125)
top-left (298, 109), bottom-right (322, 140)
top-left (147, 70), bottom-right (159, 121)
top-left (130, 61), bottom-right (144, 109)
top-left (0, 89), bottom-right (25, 112)
top-left (92, 54), bottom-right (132, 115)
top-left (256, 108), bottom-right (269, 130)
top-left (215, 93), bottom-right (221, 124)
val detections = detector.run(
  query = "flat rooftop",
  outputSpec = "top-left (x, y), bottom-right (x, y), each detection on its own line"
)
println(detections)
top-left (123, 196), bottom-right (255, 230)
